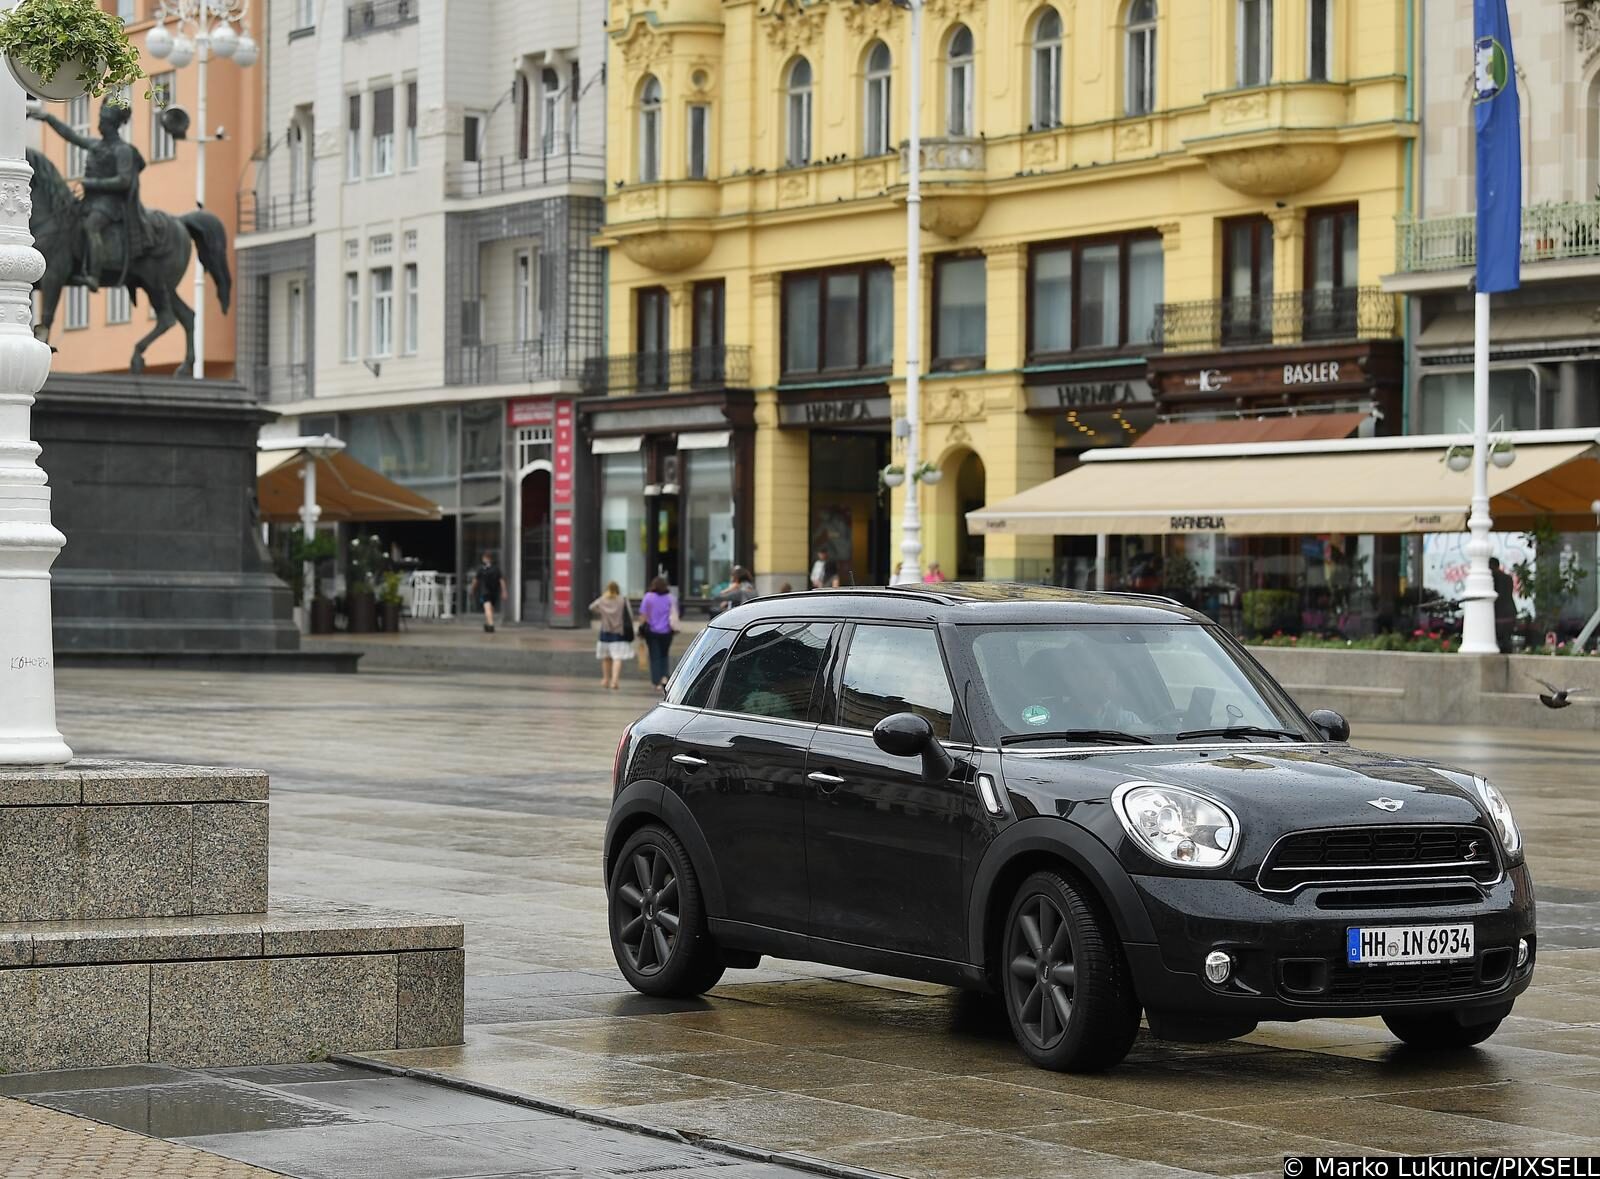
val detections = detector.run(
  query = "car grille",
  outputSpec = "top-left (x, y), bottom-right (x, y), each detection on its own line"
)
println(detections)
top-left (1327, 960), bottom-right (1483, 1001)
top-left (1258, 825), bottom-right (1501, 893)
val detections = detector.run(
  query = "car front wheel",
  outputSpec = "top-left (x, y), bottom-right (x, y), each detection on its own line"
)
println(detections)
top-left (1382, 1010), bottom-right (1503, 1050)
top-left (1001, 870), bottom-right (1140, 1072)
top-left (608, 824), bottom-right (725, 998)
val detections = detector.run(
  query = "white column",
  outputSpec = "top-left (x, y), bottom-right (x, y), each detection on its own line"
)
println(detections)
top-left (191, 31), bottom-right (208, 379)
top-left (299, 457), bottom-right (319, 632)
top-left (0, 51), bottom-right (71, 764)
top-left (1459, 291), bottom-right (1499, 654)
top-left (896, 0), bottom-right (924, 586)
top-left (1095, 533), bottom-right (1107, 591)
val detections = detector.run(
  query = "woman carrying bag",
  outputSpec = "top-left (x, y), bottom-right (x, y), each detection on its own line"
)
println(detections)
top-left (589, 582), bottom-right (633, 690)
top-left (638, 576), bottom-right (678, 688)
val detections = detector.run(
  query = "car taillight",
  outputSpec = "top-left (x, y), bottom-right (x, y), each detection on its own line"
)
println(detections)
top-left (613, 723), bottom-right (635, 793)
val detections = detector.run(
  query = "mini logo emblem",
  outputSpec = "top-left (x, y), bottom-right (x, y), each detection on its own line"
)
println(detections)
top-left (1366, 798), bottom-right (1404, 812)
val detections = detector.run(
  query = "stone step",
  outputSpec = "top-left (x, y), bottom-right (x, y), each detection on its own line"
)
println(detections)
top-left (0, 760), bottom-right (268, 922)
top-left (0, 896), bottom-right (464, 1072)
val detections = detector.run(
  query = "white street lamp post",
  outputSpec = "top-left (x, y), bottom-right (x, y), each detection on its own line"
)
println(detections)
top-left (1458, 292), bottom-right (1499, 654)
top-left (146, 0), bottom-right (256, 381)
top-left (0, 0), bottom-right (71, 764)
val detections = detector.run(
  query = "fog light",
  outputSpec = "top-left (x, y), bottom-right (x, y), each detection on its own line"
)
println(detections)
top-left (1517, 938), bottom-right (1530, 968)
top-left (1204, 950), bottom-right (1233, 985)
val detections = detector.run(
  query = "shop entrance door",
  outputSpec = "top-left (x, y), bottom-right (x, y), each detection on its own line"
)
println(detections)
top-left (809, 431), bottom-right (890, 587)
top-left (519, 466), bottom-right (552, 622)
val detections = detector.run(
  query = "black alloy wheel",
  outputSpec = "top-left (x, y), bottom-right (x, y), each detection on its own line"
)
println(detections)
top-left (608, 824), bottom-right (725, 997)
top-left (1000, 870), bottom-right (1140, 1072)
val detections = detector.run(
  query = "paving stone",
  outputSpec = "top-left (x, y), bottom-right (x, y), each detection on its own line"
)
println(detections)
top-left (271, 1076), bottom-right (550, 1127)
top-left (0, 1065), bottom-right (193, 1096)
top-left (397, 949), bottom-right (465, 1049)
top-left (0, 807), bottom-right (77, 922)
top-left (175, 1121), bottom-right (542, 1179)
top-left (191, 802), bottom-right (268, 916)
top-left (74, 760), bottom-right (269, 805)
top-left (31, 1077), bottom-right (359, 1138)
top-left (79, 804), bottom-right (192, 920)
top-left (0, 1096), bottom-right (281, 1178)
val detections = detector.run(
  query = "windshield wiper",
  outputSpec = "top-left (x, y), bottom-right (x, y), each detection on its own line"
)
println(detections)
top-left (1175, 726), bottom-right (1302, 742)
top-left (1002, 729), bottom-right (1153, 746)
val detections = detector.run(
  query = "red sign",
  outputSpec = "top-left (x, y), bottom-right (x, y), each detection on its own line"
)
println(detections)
top-left (507, 397), bottom-right (554, 428)
top-left (553, 400), bottom-right (575, 505)
top-left (551, 509), bottom-right (574, 617)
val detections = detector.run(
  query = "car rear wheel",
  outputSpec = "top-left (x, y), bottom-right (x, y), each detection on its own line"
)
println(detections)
top-left (1382, 1011), bottom-right (1503, 1050)
top-left (1001, 870), bottom-right (1140, 1072)
top-left (608, 824), bottom-right (725, 998)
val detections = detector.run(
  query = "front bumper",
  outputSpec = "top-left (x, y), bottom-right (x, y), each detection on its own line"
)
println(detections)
top-left (1123, 863), bottom-right (1537, 1021)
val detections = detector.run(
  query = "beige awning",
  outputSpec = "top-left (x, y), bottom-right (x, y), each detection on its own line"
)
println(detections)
top-left (257, 449), bottom-right (442, 524)
top-left (968, 435), bottom-right (1600, 537)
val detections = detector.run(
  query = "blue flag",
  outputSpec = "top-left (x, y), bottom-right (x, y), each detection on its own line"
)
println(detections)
top-left (1474, 0), bottom-right (1520, 293)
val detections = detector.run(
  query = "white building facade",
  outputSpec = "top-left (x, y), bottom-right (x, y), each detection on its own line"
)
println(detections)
top-left (241, 0), bottom-right (605, 624)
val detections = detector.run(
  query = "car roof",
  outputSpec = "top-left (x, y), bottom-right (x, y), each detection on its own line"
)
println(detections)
top-left (708, 582), bottom-right (1211, 628)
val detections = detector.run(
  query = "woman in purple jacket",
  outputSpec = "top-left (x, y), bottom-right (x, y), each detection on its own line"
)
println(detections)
top-left (638, 576), bottom-right (678, 688)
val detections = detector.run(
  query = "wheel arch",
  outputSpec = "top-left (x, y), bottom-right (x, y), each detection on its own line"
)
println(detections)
top-left (967, 817), bottom-right (1156, 985)
top-left (603, 780), bottom-right (727, 916)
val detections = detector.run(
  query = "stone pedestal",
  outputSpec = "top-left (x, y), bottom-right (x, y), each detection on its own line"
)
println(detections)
top-left (0, 761), bottom-right (463, 1072)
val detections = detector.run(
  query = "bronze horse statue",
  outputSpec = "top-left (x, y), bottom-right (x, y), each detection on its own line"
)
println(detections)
top-left (25, 114), bottom-right (231, 376)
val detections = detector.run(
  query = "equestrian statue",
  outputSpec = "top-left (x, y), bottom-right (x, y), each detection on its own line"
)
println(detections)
top-left (26, 100), bottom-right (230, 376)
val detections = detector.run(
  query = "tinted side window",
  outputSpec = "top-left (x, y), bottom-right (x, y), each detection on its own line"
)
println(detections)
top-left (838, 625), bottom-right (955, 739)
top-left (715, 622), bottom-right (833, 721)
top-left (667, 627), bottom-right (736, 708)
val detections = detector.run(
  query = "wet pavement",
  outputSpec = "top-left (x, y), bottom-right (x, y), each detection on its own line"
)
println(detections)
top-left (47, 667), bottom-right (1600, 1177)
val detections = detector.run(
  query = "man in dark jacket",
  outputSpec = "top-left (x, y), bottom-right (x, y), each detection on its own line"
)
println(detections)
top-left (1490, 557), bottom-right (1516, 650)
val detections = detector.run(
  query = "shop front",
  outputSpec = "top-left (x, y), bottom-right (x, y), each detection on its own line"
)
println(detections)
top-left (581, 390), bottom-right (755, 612)
top-left (1147, 339), bottom-right (1403, 430)
top-left (778, 386), bottom-right (893, 588)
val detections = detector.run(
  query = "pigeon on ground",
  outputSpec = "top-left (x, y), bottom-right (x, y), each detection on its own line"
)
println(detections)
top-left (1529, 676), bottom-right (1585, 709)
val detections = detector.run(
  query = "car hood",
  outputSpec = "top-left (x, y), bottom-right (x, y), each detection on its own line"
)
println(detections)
top-left (1000, 743), bottom-right (1493, 856)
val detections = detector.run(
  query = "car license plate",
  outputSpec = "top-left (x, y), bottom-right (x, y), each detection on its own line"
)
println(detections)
top-left (1347, 924), bottom-right (1474, 965)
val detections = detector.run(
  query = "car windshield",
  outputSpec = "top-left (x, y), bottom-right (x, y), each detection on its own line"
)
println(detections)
top-left (963, 623), bottom-right (1311, 744)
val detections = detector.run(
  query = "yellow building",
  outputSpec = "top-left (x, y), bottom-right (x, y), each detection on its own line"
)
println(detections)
top-left (595, 0), bottom-right (1415, 598)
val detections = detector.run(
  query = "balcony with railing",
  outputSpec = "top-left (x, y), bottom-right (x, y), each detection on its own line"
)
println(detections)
top-left (444, 152), bottom-right (604, 198)
top-left (1156, 287), bottom-right (1398, 353)
top-left (445, 339), bottom-right (592, 387)
top-left (582, 346), bottom-right (752, 396)
top-left (1396, 201), bottom-right (1600, 274)
top-left (238, 191), bottom-right (313, 235)
top-left (251, 363), bottom-right (311, 404)
top-left (346, 0), bottom-right (416, 38)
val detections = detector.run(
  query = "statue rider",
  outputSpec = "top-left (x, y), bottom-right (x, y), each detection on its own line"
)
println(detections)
top-left (29, 100), bottom-right (149, 293)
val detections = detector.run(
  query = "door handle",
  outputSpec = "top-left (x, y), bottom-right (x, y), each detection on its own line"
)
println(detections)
top-left (808, 771), bottom-right (846, 790)
top-left (672, 753), bottom-right (708, 768)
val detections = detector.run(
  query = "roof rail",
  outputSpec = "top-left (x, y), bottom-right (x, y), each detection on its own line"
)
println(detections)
top-left (1097, 589), bottom-right (1185, 608)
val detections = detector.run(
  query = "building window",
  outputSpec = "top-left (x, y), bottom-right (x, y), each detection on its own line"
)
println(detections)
top-left (117, 0), bottom-right (134, 21)
top-left (294, 0), bottom-right (314, 29)
top-left (149, 73), bottom-right (176, 161)
top-left (1126, 0), bottom-right (1157, 116)
top-left (403, 264), bottom-right (418, 355)
top-left (786, 57), bottom-right (813, 167)
top-left (66, 285), bottom-right (89, 330)
top-left (781, 264), bottom-right (893, 378)
top-left (864, 41), bottom-right (892, 155)
top-left (1029, 233), bottom-right (1164, 356)
top-left (370, 267), bottom-right (393, 357)
top-left (637, 286), bottom-right (670, 390)
top-left (462, 112), bottom-right (481, 163)
top-left (65, 95), bottom-right (89, 177)
top-left (946, 25), bottom-right (975, 136)
top-left (1236, 0), bottom-right (1272, 87)
top-left (517, 73), bottom-right (531, 161)
top-left (371, 87), bottom-right (394, 175)
top-left (1307, 0), bottom-right (1331, 80)
top-left (1223, 215), bottom-right (1274, 343)
top-left (934, 254), bottom-right (986, 365)
top-left (692, 279), bottom-right (725, 384)
top-left (541, 67), bottom-right (562, 156)
top-left (106, 285), bottom-right (130, 324)
top-left (687, 103), bottom-right (710, 179)
top-left (343, 272), bottom-right (360, 360)
top-left (514, 248), bottom-right (535, 344)
top-left (346, 93), bottom-right (361, 180)
top-left (288, 280), bottom-right (306, 365)
top-left (1304, 204), bottom-right (1358, 337)
top-left (404, 80), bottom-right (418, 168)
top-left (1031, 9), bottom-right (1062, 130)
top-left (638, 75), bottom-right (662, 181)
top-left (287, 118), bottom-right (308, 197)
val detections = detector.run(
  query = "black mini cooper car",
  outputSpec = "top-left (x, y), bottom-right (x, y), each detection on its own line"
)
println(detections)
top-left (603, 585), bottom-right (1535, 1072)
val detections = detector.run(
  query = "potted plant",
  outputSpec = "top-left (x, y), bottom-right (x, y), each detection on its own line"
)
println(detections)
top-left (344, 533), bottom-right (382, 633)
top-left (378, 571), bottom-right (404, 633)
top-left (1490, 438), bottom-right (1516, 469)
top-left (1443, 444), bottom-right (1472, 473)
top-left (285, 527), bottom-right (338, 633)
top-left (0, 0), bottom-right (145, 102)
top-left (880, 464), bottom-right (905, 489)
top-left (912, 461), bottom-right (942, 485)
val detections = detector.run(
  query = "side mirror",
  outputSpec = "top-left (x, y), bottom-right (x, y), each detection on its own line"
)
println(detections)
top-left (1307, 708), bottom-right (1350, 743)
top-left (872, 712), bottom-right (956, 781)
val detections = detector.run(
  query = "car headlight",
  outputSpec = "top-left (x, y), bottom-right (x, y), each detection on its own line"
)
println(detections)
top-left (1112, 782), bottom-right (1240, 869)
top-left (1473, 776), bottom-right (1521, 855)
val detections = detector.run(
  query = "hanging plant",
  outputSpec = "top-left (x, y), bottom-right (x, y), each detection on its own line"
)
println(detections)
top-left (912, 461), bottom-right (942, 485)
top-left (1442, 444), bottom-right (1472, 473)
top-left (1490, 438), bottom-right (1516, 469)
top-left (0, 0), bottom-right (145, 103)
top-left (880, 464), bottom-right (905, 489)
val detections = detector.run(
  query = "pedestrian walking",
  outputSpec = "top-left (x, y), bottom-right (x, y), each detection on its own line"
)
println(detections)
top-left (639, 576), bottom-right (678, 688)
top-left (589, 582), bottom-right (634, 690)
top-left (809, 547), bottom-right (838, 590)
top-left (471, 551), bottom-right (508, 633)
top-left (715, 566), bottom-right (757, 614)
top-left (923, 562), bottom-right (946, 584)
top-left (1490, 557), bottom-right (1516, 650)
